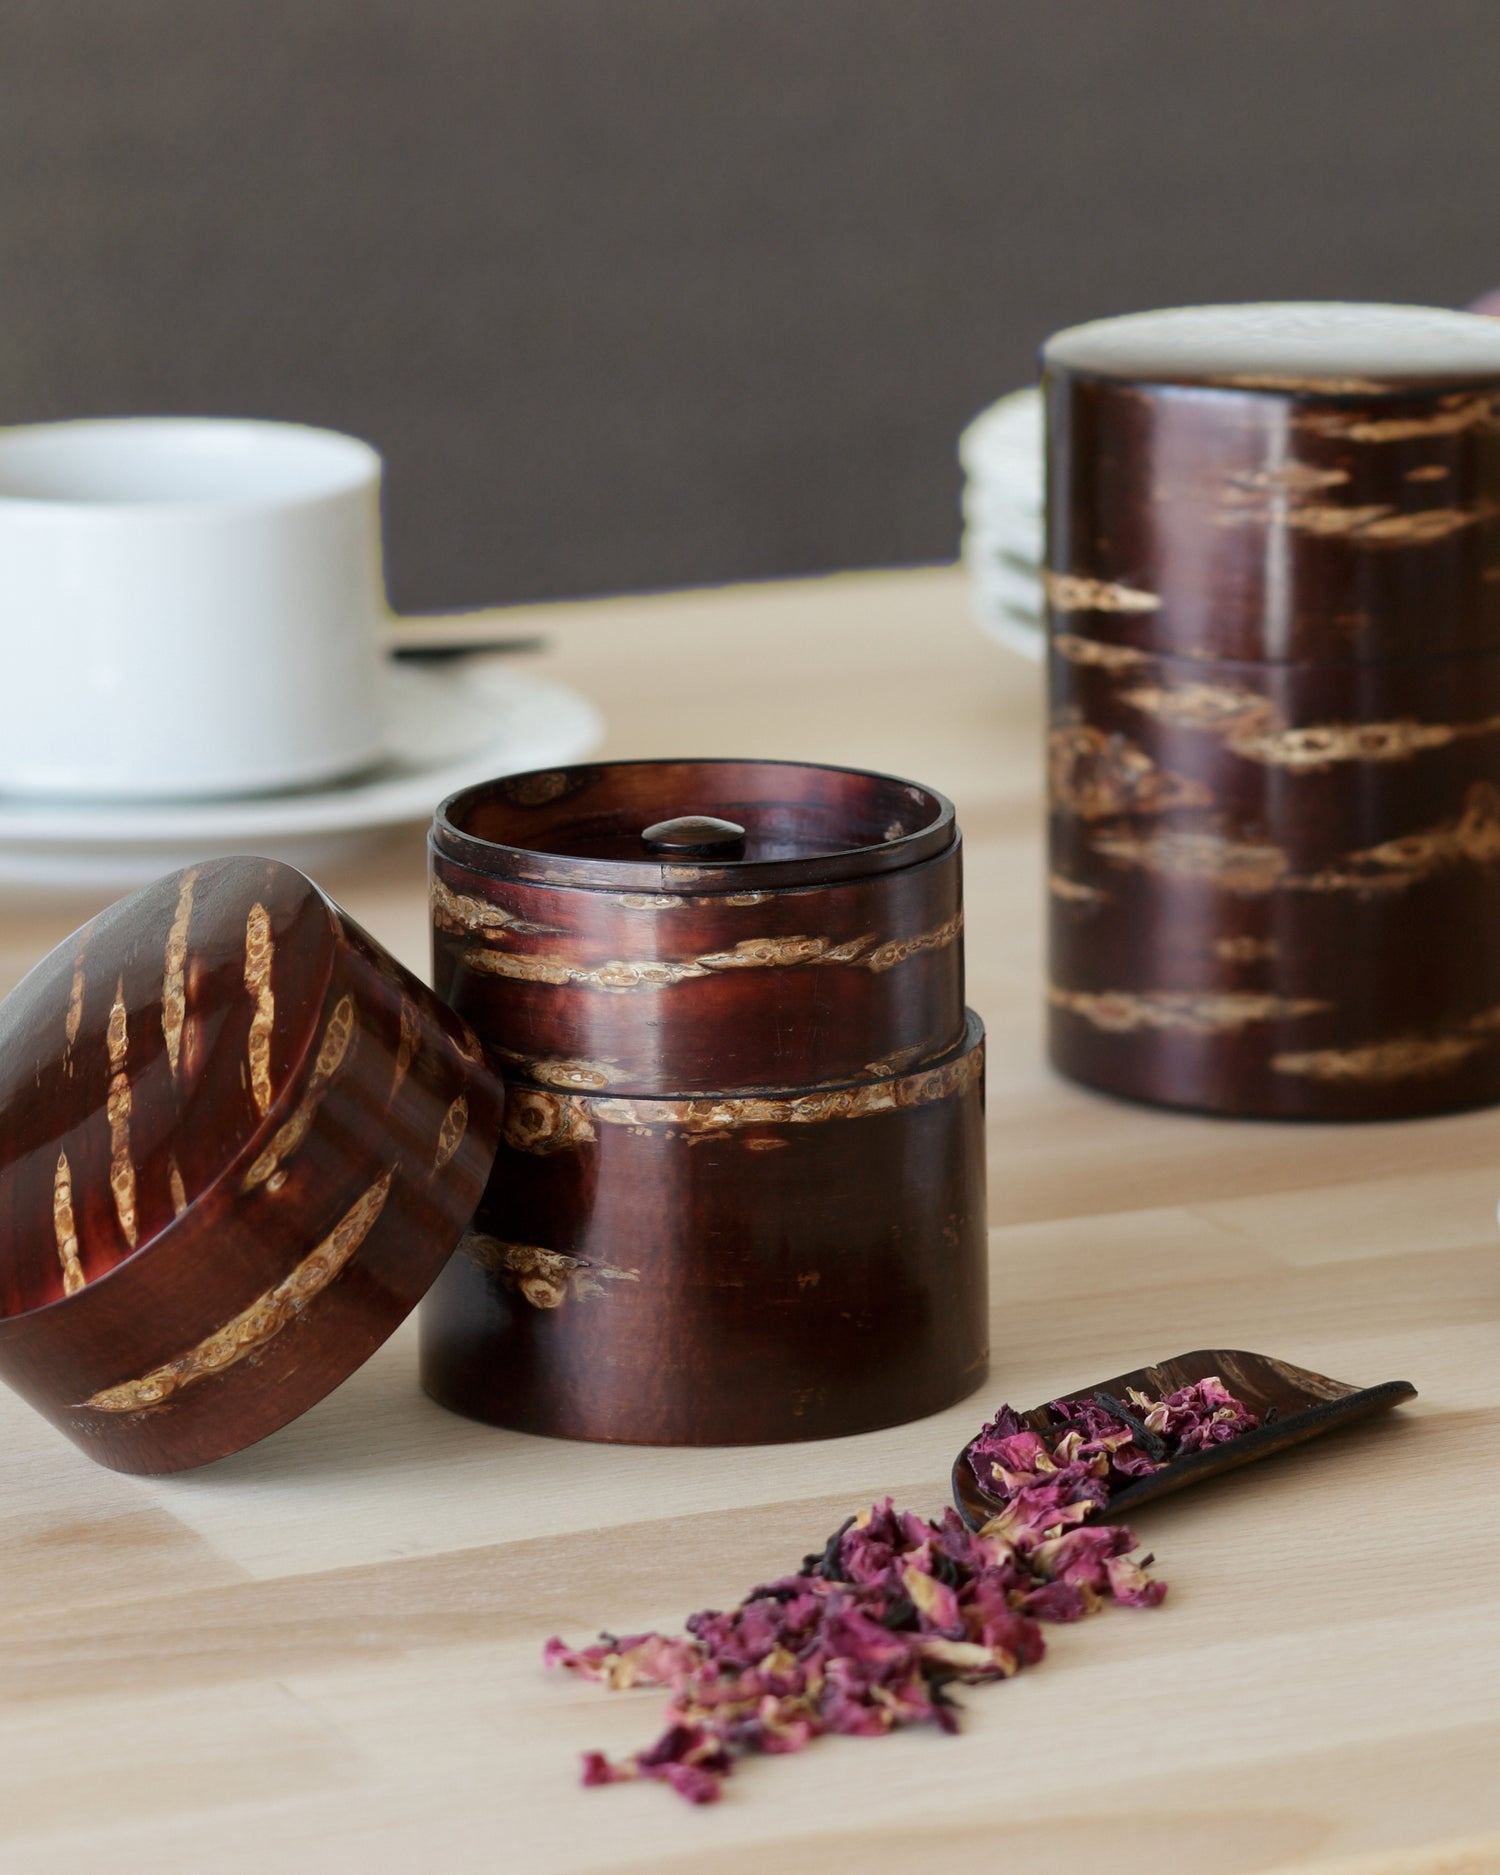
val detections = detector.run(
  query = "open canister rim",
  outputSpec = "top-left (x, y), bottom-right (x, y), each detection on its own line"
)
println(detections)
top-left (433, 758), bottom-right (957, 892)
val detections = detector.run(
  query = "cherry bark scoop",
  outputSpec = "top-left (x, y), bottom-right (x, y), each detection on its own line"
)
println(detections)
top-left (0, 857), bottom-right (504, 1474)
top-left (423, 758), bottom-right (988, 1446)
top-left (1045, 302), bottom-right (1500, 1119)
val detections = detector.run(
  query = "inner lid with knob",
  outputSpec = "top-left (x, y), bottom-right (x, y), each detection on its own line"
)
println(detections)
top-left (433, 759), bottom-right (956, 891)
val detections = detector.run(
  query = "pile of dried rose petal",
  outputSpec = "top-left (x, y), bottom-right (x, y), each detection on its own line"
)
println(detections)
top-left (545, 1377), bottom-right (1259, 1803)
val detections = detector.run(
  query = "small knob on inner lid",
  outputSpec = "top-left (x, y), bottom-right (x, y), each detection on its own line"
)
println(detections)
top-left (641, 815), bottom-right (748, 859)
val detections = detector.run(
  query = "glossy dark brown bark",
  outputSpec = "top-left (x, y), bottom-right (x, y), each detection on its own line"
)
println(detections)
top-left (433, 760), bottom-right (954, 888)
top-left (1047, 315), bottom-right (1500, 665)
top-left (1049, 647), bottom-right (1500, 1117)
top-left (423, 758), bottom-right (989, 1445)
top-left (431, 760), bottom-right (965, 1096)
top-left (1044, 306), bottom-right (1500, 1118)
top-left (0, 858), bottom-right (504, 1474)
top-left (421, 1014), bottom-right (989, 1445)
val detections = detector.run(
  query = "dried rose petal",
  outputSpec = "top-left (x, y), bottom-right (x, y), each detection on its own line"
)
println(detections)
top-left (550, 1378), bottom-right (1258, 1803)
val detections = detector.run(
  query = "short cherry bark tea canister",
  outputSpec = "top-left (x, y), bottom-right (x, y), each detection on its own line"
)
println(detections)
top-left (422, 759), bottom-right (989, 1445)
top-left (0, 858), bottom-right (504, 1474)
top-left (1044, 301), bottom-right (1500, 1119)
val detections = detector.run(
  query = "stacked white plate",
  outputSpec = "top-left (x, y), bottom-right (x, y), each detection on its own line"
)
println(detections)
top-left (958, 385), bottom-right (1045, 663)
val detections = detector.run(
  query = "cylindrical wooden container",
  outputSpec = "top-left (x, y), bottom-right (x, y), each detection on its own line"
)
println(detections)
top-left (422, 759), bottom-right (989, 1444)
top-left (1045, 302), bottom-right (1500, 1119)
top-left (0, 858), bottom-right (504, 1474)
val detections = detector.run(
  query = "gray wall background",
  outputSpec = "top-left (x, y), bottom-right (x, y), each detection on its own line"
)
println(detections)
top-left (3, 1), bottom-right (1499, 612)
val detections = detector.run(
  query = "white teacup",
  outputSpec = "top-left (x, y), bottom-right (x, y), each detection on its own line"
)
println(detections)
top-left (0, 418), bottom-right (388, 800)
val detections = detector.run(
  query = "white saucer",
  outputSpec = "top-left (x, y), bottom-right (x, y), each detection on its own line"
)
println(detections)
top-left (0, 657), bottom-right (604, 890)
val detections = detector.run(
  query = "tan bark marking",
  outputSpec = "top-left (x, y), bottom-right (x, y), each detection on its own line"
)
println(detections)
top-left (461, 913), bottom-right (961, 993)
top-left (161, 868), bottom-right (198, 1081)
top-left (1214, 463), bottom-right (1493, 541)
top-left (391, 995), bottom-right (421, 1098)
top-left (696, 934), bottom-right (875, 971)
top-left (1049, 985), bottom-right (1327, 1036)
top-left (1049, 724), bottom-right (1212, 819)
top-left (503, 1087), bottom-right (598, 1156)
top-left (64, 946), bottom-right (87, 1052)
top-left (1042, 571), bottom-right (1161, 614)
top-left (168, 1156), bottom-right (188, 1217)
top-left (615, 891), bottom-right (773, 908)
top-left (1406, 464), bottom-right (1451, 482)
top-left (1121, 682), bottom-right (1275, 734)
top-left (1226, 464), bottom-right (1350, 495)
top-left (499, 1037), bottom-right (957, 1095)
top-left (462, 949), bottom-right (702, 990)
top-left (459, 1232), bottom-right (638, 1309)
top-left (1252, 503), bottom-right (1396, 538)
top-left (1346, 505), bottom-right (1494, 546)
top-left (1122, 683), bottom-right (1500, 771)
top-left (1212, 467), bottom-right (1368, 532)
top-left (430, 876), bottom-right (560, 938)
top-left (81, 1169), bottom-right (394, 1413)
top-left (106, 981), bottom-right (128, 1070)
top-left (244, 903), bottom-right (275, 1117)
top-left (1214, 372), bottom-right (1391, 394)
top-left (1274, 1037), bottom-right (1483, 1084)
top-left (502, 1048), bottom-right (982, 1148)
top-left (861, 913), bottom-right (962, 971)
top-left (1095, 785), bottom-right (1500, 897)
top-left (433, 1096), bottom-right (468, 1172)
top-left (1215, 936), bottom-right (1278, 964)
top-left (241, 995), bottom-right (356, 1194)
top-left (493, 1046), bottom-right (622, 1091)
top-left (1232, 719), bottom-right (1487, 769)
top-left (1049, 872), bottom-right (1110, 905)
top-left (1051, 634), bottom-right (1151, 671)
top-left (1298, 395), bottom-right (1499, 443)
top-left (1092, 829), bottom-right (1291, 894)
top-left (105, 980), bottom-right (137, 1250)
top-left (587, 1046), bottom-right (985, 1137)
top-left (53, 1152), bottom-right (85, 1296)
top-left (1305, 782), bottom-right (1500, 892)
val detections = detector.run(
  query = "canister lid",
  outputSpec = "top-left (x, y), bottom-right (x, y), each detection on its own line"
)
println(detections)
top-left (1046, 301), bottom-right (1500, 392)
top-left (0, 857), bottom-right (504, 1474)
top-left (1044, 302), bottom-right (1500, 664)
top-left (432, 759), bottom-right (956, 891)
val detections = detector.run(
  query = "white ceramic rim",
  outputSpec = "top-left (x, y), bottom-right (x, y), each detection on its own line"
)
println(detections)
top-left (0, 417), bottom-right (381, 514)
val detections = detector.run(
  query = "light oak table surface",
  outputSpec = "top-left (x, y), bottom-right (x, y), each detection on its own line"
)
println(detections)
top-left (0, 568), bottom-right (1497, 1875)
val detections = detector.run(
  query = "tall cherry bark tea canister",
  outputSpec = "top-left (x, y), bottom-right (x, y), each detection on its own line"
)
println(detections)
top-left (1045, 302), bottom-right (1500, 1119)
top-left (0, 858), bottom-right (505, 1474)
top-left (423, 759), bottom-right (989, 1445)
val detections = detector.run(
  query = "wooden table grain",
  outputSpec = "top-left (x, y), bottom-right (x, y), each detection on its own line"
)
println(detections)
top-left (1, 568), bottom-right (1497, 1875)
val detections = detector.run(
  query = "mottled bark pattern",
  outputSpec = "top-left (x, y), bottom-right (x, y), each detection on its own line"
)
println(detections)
top-left (423, 1015), bottom-right (988, 1446)
top-left (429, 760), bottom-right (965, 1096)
top-left (1048, 366), bottom-right (1500, 665)
top-left (422, 760), bottom-right (989, 1444)
top-left (0, 859), bottom-right (504, 1474)
top-left (1046, 312), bottom-right (1500, 1118)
